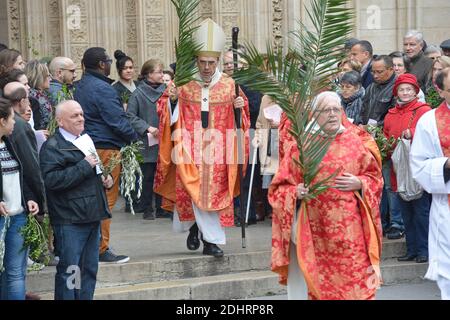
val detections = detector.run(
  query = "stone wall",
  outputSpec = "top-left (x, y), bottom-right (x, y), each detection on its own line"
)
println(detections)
top-left (1, 0), bottom-right (449, 76)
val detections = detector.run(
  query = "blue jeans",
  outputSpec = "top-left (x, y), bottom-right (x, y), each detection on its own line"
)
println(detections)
top-left (53, 222), bottom-right (100, 300)
top-left (381, 161), bottom-right (404, 232)
top-left (397, 192), bottom-right (431, 257)
top-left (0, 213), bottom-right (28, 300)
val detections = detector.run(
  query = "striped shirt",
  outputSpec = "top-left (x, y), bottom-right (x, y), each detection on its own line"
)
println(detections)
top-left (0, 142), bottom-right (23, 216)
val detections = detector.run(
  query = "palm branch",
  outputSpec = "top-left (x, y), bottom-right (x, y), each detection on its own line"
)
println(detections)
top-left (171, 0), bottom-right (203, 87)
top-left (233, 0), bottom-right (353, 199)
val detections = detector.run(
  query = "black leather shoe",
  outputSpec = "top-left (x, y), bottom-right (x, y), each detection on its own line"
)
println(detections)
top-left (203, 242), bottom-right (224, 258)
top-left (386, 229), bottom-right (404, 240)
top-left (143, 208), bottom-right (155, 220)
top-left (397, 255), bottom-right (417, 262)
top-left (187, 224), bottom-right (200, 251)
top-left (416, 256), bottom-right (428, 263)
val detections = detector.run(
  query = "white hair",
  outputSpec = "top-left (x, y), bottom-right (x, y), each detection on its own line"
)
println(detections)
top-left (55, 100), bottom-right (81, 118)
top-left (404, 30), bottom-right (424, 45)
top-left (311, 91), bottom-right (342, 111)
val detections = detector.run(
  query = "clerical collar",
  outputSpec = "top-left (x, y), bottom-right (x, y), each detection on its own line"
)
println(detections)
top-left (59, 128), bottom-right (80, 142)
top-left (197, 68), bottom-right (222, 88)
top-left (447, 103), bottom-right (450, 110)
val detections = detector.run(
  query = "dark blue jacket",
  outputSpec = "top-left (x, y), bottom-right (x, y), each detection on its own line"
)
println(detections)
top-left (361, 62), bottom-right (374, 89)
top-left (74, 70), bottom-right (138, 150)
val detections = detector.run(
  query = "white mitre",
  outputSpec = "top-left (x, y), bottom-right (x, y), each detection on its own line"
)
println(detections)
top-left (194, 18), bottom-right (226, 58)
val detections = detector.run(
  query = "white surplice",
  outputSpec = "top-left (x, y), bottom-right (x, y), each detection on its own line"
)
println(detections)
top-left (410, 109), bottom-right (450, 283)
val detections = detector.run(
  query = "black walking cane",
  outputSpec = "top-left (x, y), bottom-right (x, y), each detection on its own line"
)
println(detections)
top-left (232, 27), bottom-right (246, 248)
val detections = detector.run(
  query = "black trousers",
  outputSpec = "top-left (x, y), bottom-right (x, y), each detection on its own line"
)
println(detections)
top-left (137, 162), bottom-right (159, 211)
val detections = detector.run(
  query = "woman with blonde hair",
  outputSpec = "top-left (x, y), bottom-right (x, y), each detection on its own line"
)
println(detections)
top-left (24, 60), bottom-right (52, 131)
top-left (426, 55), bottom-right (450, 108)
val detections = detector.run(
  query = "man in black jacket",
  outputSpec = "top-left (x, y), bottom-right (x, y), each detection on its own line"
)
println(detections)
top-left (404, 30), bottom-right (433, 93)
top-left (40, 100), bottom-right (113, 300)
top-left (359, 55), bottom-right (397, 126)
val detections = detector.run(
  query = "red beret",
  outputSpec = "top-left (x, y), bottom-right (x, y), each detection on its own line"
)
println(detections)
top-left (393, 73), bottom-right (420, 96)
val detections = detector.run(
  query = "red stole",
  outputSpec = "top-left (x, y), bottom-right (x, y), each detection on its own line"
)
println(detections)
top-left (435, 103), bottom-right (450, 207)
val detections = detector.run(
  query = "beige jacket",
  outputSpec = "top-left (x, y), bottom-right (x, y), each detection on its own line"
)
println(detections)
top-left (255, 95), bottom-right (280, 176)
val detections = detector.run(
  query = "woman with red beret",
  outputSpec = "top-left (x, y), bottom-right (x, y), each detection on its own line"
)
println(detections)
top-left (384, 73), bottom-right (432, 264)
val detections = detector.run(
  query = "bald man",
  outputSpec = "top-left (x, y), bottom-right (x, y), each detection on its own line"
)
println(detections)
top-left (3, 82), bottom-right (47, 217)
top-left (39, 100), bottom-right (112, 300)
top-left (48, 57), bottom-right (77, 106)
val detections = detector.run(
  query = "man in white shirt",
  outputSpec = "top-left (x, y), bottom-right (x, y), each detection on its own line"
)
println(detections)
top-left (411, 67), bottom-right (450, 299)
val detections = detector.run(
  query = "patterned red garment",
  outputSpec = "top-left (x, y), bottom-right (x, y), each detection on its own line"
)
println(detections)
top-left (435, 102), bottom-right (450, 207)
top-left (278, 112), bottom-right (296, 163)
top-left (268, 128), bottom-right (383, 300)
top-left (154, 76), bottom-right (250, 227)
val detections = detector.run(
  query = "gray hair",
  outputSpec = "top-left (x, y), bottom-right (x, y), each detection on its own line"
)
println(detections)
top-left (311, 91), bottom-right (342, 112)
top-left (55, 100), bottom-right (81, 118)
top-left (340, 71), bottom-right (362, 87)
top-left (424, 45), bottom-right (442, 56)
top-left (404, 30), bottom-right (424, 45)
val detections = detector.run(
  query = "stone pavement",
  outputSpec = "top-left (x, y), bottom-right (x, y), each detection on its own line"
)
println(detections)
top-left (251, 281), bottom-right (441, 300)
top-left (28, 196), bottom-right (441, 300)
top-left (106, 197), bottom-right (273, 263)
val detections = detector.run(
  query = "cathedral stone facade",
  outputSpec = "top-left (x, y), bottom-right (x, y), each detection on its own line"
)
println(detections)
top-left (1, 0), bottom-right (449, 76)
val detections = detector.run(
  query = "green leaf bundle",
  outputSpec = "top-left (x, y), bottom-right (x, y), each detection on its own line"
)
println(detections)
top-left (171, 0), bottom-right (203, 87)
top-left (20, 214), bottom-right (50, 266)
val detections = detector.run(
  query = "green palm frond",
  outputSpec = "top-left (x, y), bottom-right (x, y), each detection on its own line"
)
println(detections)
top-left (171, 0), bottom-right (203, 87)
top-left (234, 0), bottom-right (354, 198)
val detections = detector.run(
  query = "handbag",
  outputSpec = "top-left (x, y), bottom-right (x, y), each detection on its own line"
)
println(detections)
top-left (390, 109), bottom-right (424, 201)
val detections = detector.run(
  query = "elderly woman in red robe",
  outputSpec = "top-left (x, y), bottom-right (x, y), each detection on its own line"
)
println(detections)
top-left (269, 91), bottom-right (383, 300)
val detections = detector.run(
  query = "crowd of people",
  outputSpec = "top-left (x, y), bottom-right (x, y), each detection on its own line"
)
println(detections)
top-left (0, 23), bottom-right (449, 301)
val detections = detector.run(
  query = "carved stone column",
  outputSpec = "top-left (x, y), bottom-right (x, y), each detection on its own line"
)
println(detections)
top-left (6, 0), bottom-right (26, 52)
top-left (59, 0), bottom-right (90, 65)
top-left (272, 0), bottom-right (283, 52)
top-left (136, 0), bottom-right (179, 69)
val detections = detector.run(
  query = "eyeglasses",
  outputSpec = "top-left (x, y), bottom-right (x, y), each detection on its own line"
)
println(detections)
top-left (318, 107), bottom-right (342, 115)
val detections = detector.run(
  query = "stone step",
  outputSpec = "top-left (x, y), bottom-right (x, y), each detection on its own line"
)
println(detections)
top-left (38, 258), bottom-right (428, 300)
top-left (381, 239), bottom-right (406, 260)
top-left (381, 258), bottom-right (428, 285)
top-left (27, 251), bottom-right (271, 294)
top-left (39, 271), bottom-right (286, 300)
top-left (27, 240), bottom-right (411, 295)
